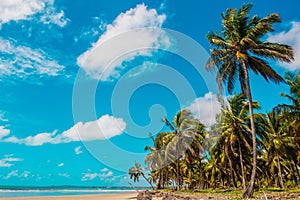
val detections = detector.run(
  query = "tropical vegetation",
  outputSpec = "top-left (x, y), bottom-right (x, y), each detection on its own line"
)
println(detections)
top-left (129, 3), bottom-right (299, 199)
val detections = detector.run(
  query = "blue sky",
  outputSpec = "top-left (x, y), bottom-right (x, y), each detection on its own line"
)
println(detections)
top-left (0, 0), bottom-right (299, 186)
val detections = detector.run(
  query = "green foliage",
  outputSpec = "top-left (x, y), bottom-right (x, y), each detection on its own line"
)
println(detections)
top-left (129, 4), bottom-right (299, 198)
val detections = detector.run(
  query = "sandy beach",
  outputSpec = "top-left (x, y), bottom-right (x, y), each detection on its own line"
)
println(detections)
top-left (0, 193), bottom-right (138, 200)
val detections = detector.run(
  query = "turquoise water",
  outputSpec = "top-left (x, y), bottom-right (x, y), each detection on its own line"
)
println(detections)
top-left (0, 186), bottom-right (143, 198)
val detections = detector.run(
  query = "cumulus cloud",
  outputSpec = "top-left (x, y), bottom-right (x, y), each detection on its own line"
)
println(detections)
top-left (81, 170), bottom-right (113, 181)
top-left (0, 155), bottom-right (23, 168)
top-left (187, 92), bottom-right (221, 127)
top-left (77, 4), bottom-right (169, 81)
top-left (0, 0), bottom-right (68, 27)
top-left (267, 21), bottom-right (300, 70)
top-left (1, 115), bottom-right (126, 146)
top-left (0, 38), bottom-right (65, 79)
top-left (74, 146), bottom-right (83, 155)
top-left (60, 115), bottom-right (126, 142)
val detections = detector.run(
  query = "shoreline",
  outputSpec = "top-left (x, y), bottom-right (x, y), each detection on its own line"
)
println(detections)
top-left (0, 192), bottom-right (138, 200)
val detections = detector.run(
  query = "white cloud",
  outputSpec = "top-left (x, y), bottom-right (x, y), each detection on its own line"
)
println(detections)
top-left (101, 168), bottom-right (109, 172)
top-left (40, 5), bottom-right (68, 27)
top-left (0, 0), bottom-right (44, 24)
top-left (3, 170), bottom-right (30, 179)
top-left (3, 131), bottom-right (62, 146)
top-left (0, 0), bottom-right (68, 27)
top-left (0, 155), bottom-right (23, 168)
top-left (81, 172), bottom-right (98, 181)
top-left (58, 163), bottom-right (64, 167)
top-left (0, 38), bottom-right (65, 78)
top-left (77, 4), bottom-right (169, 81)
top-left (0, 112), bottom-right (9, 122)
top-left (60, 115), bottom-right (126, 142)
top-left (74, 146), bottom-right (83, 155)
top-left (81, 170), bottom-right (113, 181)
top-left (267, 21), bottom-right (300, 70)
top-left (0, 126), bottom-right (10, 139)
top-left (127, 61), bottom-right (158, 78)
top-left (3, 170), bottom-right (19, 179)
top-left (20, 171), bottom-right (31, 178)
top-left (2, 115), bottom-right (126, 146)
top-left (0, 160), bottom-right (11, 168)
top-left (187, 92), bottom-right (221, 127)
top-left (58, 173), bottom-right (70, 178)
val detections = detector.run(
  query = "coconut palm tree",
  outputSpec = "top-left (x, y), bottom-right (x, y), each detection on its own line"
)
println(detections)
top-left (259, 109), bottom-right (289, 188)
top-left (128, 162), bottom-right (155, 189)
top-left (144, 132), bottom-right (170, 189)
top-left (162, 109), bottom-right (205, 190)
top-left (277, 72), bottom-right (300, 188)
top-left (206, 4), bottom-right (294, 197)
top-left (214, 94), bottom-right (259, 189)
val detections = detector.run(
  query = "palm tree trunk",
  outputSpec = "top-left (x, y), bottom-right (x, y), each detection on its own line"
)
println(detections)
top-left (229, 160), bottom-right (237, 189)
top-left (158, 171), bottom-right (163, 189)
top-left (176, 158), bottom-right (180, 190)
top-left (238, 139), bottom-right (246, 190)
top-left (227, 154), bottom-right (237, 189)
top-left (242, 61), bottom-right (257, 198)
top-left (176, 142), bottom-right (180, 190)
top-left (141, 173), bottom-right (155, 190)
top-left (293, 160), bottom-right (300, 188)
top-left (277, 152), bottom-right (284, 189)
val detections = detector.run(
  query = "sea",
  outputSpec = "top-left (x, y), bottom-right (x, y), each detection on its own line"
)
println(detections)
top-left (0, 186), bottom-right (146, 198)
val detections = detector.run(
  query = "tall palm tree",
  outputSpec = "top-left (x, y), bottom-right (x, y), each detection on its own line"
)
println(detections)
top-left (206, 4), bottom-right (294, 197)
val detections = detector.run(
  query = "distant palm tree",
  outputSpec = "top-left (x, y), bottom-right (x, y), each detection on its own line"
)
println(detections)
top-left (206, 4), bottom-right (294, 197)
top-left (128, 162), bottom-right (155, 189)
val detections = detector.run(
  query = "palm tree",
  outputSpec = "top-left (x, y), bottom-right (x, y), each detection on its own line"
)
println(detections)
top-left (144, 132), bottom-right (170, 189)
top-left (259, 109), bottom-right (289, 188)
top-left (277, 72), bottom-right (300, 188)
top-left (280, 72), bottom-right (300, 115)
top-left (162, 109), bottom-right (205, 190)
top-left (206, 4), bottom-right (294, 197)
top-left (214, 94), bottom-right (259, 189)
top-left (128, 162), bottom-right (155, 189)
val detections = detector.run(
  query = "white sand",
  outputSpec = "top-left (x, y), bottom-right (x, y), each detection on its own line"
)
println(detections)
top-left (0, 192), bottom-right (138, 200)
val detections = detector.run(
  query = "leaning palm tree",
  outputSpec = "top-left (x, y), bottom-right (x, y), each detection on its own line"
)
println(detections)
top-left (206, 4), bottom-right (294, 197)
top-left (128, 162), bottom-right (155, 189)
